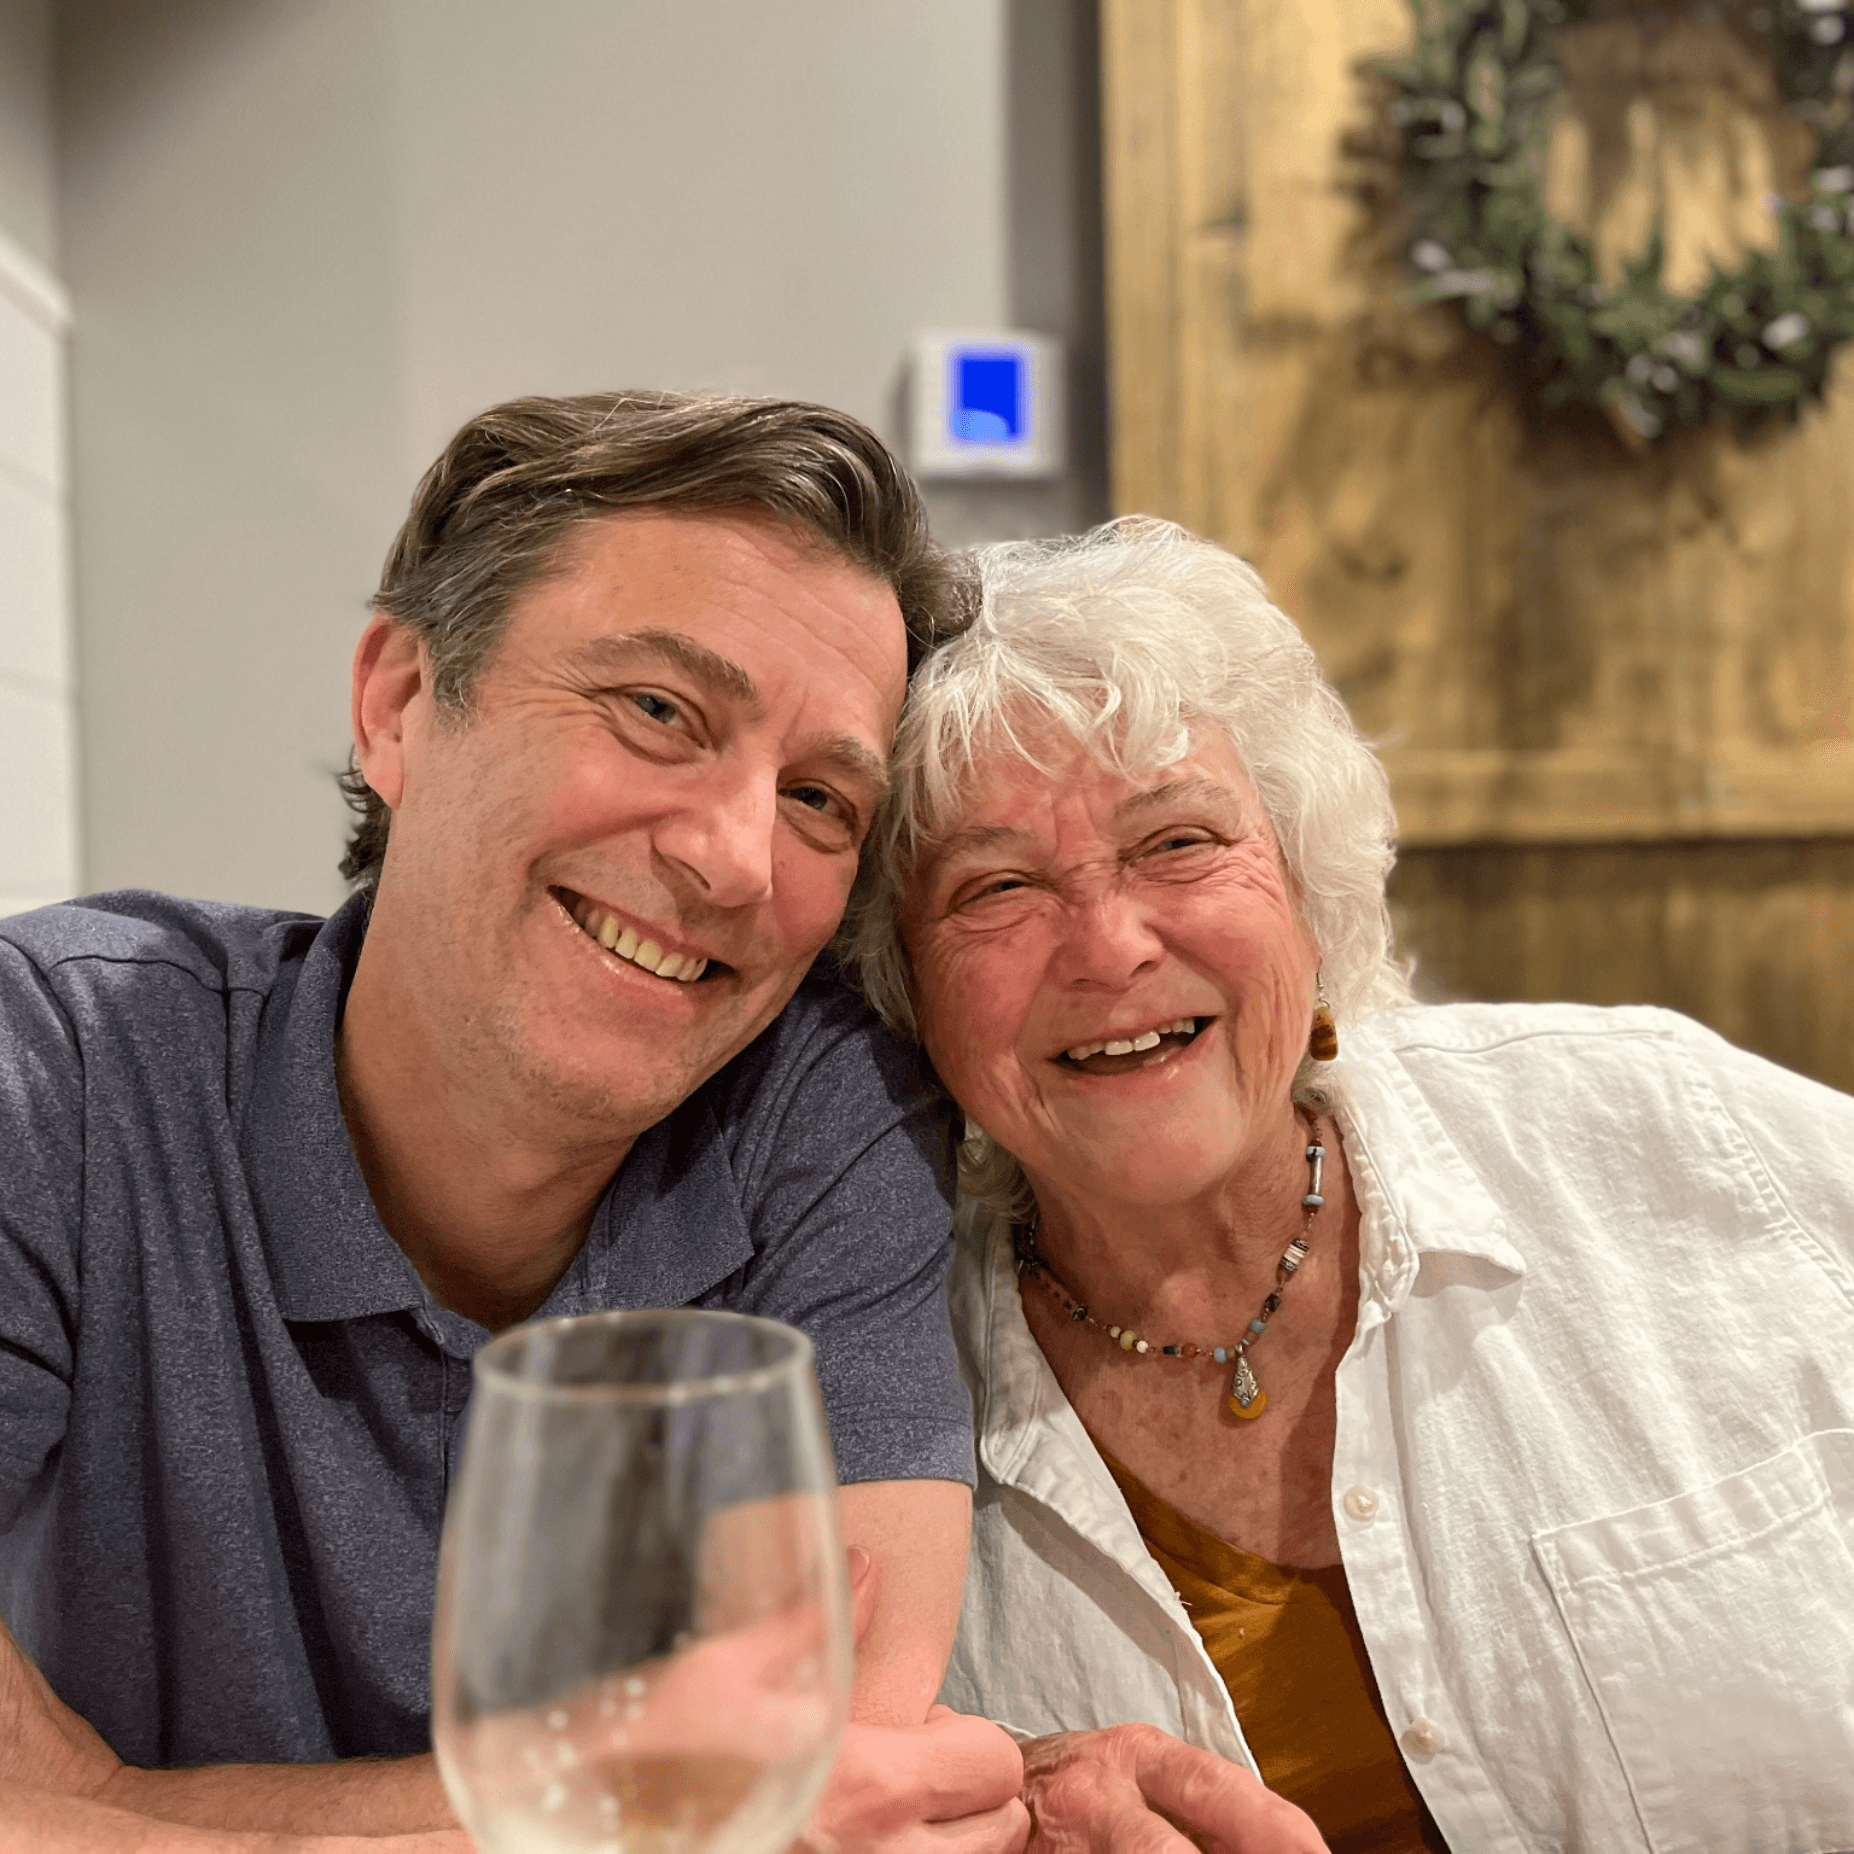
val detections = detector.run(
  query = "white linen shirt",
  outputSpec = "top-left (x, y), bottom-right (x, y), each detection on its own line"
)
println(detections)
top-left (940, 1002), bottom-right (1854, 1854)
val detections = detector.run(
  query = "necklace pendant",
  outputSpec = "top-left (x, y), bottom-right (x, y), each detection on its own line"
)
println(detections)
top-left (1228, 1354), bottom-right (1267, 1420)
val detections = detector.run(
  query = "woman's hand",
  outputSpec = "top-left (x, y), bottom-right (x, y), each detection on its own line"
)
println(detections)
top-left (1019, 1726), bottom-right (1328, 1853)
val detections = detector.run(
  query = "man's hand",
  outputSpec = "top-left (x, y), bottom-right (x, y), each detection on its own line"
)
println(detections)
top-left (0, 1610), bottom-right (120, 1800)
top-left (0, 1612), bottom-right (465, 1849)
top-left (1018, 1726), bottom-right (1328, 1854)
top-left (786, 1544), bottom-right (1028, 1853)
top-left (0, 1780), bottom-right (467, 1854)
top-left (796, 1707), bottom-right (1029, 1854)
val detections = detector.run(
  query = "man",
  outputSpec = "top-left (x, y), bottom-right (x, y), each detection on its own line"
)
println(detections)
top-left (0, 392), bottom-right (1028, 1850)
top-left (1, 391), bottom-right (1318, 1854)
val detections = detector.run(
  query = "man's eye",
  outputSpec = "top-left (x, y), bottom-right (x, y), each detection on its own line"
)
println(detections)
top-left (788, 784), bottom-right (835, 814)
top-left (630, 691), bottom-right (680, 725)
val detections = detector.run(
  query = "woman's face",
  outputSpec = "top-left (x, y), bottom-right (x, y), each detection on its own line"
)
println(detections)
top-left (901, 729), bottom-right (1320, 1212)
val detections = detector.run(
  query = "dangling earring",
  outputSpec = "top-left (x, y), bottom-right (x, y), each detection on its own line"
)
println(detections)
top-left (1308, 976), bottom-right (1338, 1062)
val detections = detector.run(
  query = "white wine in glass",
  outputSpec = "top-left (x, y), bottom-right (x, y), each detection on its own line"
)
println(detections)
top-left (432, 1310), bottom-right (852, 1854)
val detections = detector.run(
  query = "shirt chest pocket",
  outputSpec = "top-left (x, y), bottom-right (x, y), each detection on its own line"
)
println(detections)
top-left (1532, 1429), bottom-right (1854, 1854)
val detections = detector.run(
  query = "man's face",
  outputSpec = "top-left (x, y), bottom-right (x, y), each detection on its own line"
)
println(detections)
top-left (366, 509), bottom-right (908, 1140)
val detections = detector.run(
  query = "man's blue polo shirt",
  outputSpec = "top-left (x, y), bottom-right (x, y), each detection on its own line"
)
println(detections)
top-left (0, 891), bottom-right (971, 1768)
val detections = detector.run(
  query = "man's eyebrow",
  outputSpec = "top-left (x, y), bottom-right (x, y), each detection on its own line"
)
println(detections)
top-left (1114, 777), bottom-right (1246, 820)
top-left (572, 629), bottom-right (759, 705)
top-left (812, 734), bottom-right (891, 798)
top-left (574, 630), bottom-right (888, 796)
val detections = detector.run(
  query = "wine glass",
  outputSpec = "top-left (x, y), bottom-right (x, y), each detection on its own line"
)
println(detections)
top-left (432, 1309), bottom-right (853, 1854)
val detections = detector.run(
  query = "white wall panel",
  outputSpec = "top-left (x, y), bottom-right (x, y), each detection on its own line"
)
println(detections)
top-left (0, 680), bottom-right (79, 904)
top-left (0, 222), bottom-right (76, 901)
top-left (0, 277), bottom-right (62, 489)
top-left (0, 468), bottom-right (69, 690)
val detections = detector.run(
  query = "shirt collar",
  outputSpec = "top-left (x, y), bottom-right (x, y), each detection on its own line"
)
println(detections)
top-left (243, 896), bottom-right (754, 1340)
top-left (243, 896), bottom-right (429, 1325)
top-left (952, 1206), bottom-right (1190, 1608)
top-left (1332, 1020), bottom-right (1528, 1304)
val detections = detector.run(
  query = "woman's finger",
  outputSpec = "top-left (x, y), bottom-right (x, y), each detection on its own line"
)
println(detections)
top-left (1127, 1728), bottom-right (1327, 1854)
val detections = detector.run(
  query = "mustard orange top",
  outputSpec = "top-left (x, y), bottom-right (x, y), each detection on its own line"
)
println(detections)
top-left (1101, 1450), bottom-right (1449, 1854)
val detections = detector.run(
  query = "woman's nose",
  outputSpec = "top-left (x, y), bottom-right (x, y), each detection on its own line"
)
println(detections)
top-left (1052, 888), bottom-right (1164, 984)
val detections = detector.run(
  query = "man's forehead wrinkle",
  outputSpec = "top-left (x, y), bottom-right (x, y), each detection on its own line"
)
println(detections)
top-left (572, 630), bottom-right (760, 706)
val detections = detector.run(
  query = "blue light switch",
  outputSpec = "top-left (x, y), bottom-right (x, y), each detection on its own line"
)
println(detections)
top-left (911, 332), bottom-right (1063, 477)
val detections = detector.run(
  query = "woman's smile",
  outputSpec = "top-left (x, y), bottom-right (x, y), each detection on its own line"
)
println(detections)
top-left (1050, 1014), bottom-right (1212, 1078)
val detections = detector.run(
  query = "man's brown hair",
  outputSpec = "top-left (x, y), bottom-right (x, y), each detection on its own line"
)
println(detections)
top-left (339, 389), bottom-right (973, 890)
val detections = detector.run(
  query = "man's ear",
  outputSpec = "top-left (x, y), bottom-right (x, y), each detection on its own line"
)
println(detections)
top-left (351, 614), bottom-right (426, 811)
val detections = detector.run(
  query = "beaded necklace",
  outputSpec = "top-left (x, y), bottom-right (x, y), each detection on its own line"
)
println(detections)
top-left (1013, 1106), bottom-right (1326, 1420)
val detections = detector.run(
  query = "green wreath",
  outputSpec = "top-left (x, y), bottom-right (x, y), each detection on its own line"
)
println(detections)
top-left (1375, 0), bottom-right (1854, 439)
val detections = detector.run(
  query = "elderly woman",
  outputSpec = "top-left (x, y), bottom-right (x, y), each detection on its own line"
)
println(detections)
top-left (842, 522), bottom-right (1854, 1854)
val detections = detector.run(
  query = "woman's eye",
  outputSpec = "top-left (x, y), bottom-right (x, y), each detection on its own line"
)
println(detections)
top-left (1145, 830), bottom-right (1212, 857)
top-left (953, 874), bottom-right (1029, 909)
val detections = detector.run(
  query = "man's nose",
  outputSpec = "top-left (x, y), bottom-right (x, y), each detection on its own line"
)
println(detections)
top-left (653, 766), bottom-right (778, 910)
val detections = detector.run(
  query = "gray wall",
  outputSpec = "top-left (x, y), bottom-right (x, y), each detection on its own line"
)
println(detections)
top-left (0, 0), bottom-right (55, 268)
top-left (53, 0), bottom-right (1106, 915)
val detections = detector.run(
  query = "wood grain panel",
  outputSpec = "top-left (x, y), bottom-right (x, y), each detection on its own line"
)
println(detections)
top-left (1393, 840), bottom-right (1854, 1092)
top-left (1103, 0), bottom-right (1854, 1090)
top-left (1101, 0), bottom-right (1854, 848)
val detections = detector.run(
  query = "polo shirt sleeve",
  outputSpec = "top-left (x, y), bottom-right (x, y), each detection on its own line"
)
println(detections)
top-left (724, 1002), bottom-right (974, 1489)
top-left (0, 939), bottom-right (84, 1529)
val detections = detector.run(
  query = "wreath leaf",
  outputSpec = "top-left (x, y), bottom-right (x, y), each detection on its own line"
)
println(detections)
top-left (1372, 0), bottom-right (1854, 439)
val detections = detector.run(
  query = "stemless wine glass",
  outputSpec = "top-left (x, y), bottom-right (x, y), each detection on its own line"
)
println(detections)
top-left (432, 1309), bottom-right (852, 1854)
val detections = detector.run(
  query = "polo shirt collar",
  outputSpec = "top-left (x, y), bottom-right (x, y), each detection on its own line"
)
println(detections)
top-left (244, 897), bottom-right (426, 1324)
top-left (243, 896), bottom-right (755, 1336)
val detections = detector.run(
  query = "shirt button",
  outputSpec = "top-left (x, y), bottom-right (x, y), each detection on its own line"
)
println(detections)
top-left (1342, 1485), bottom-right (1380, 1522)
top-left (1401, 1719), bottom-right (1446, 1760)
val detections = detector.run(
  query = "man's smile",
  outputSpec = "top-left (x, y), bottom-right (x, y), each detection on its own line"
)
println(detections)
top-left (552, 886), bottom-right (723, 983)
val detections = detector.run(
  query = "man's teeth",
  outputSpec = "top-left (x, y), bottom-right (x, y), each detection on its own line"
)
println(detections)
top-left (579, 902), bottom-right (706, 982)
top-left (1064, 1017), bottom-right (1197, 1062)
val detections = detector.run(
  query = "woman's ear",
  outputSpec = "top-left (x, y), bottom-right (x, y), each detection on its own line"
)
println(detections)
top-left (350, 615), bottom-right (426, 811)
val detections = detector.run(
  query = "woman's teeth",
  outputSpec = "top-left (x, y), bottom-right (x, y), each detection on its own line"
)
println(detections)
top-left (572, 899), bottom-right (707, 982)
top-left (1064, 1017), bottom-right (1198, 1062)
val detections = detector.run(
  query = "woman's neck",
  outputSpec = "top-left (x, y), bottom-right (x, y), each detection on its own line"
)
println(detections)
top-left (1021, 1099), bottom-right (1330, 1332)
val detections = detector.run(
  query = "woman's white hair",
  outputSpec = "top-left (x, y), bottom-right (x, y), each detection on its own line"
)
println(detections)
top-left (837, 518), bottom-right (1411, 1218)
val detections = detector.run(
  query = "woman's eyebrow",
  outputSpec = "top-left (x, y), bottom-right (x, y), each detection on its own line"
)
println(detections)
top-left (929, 823), bottom-right (1032, 865)
top-left (1114, 777), bottom-right (1244, 820)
